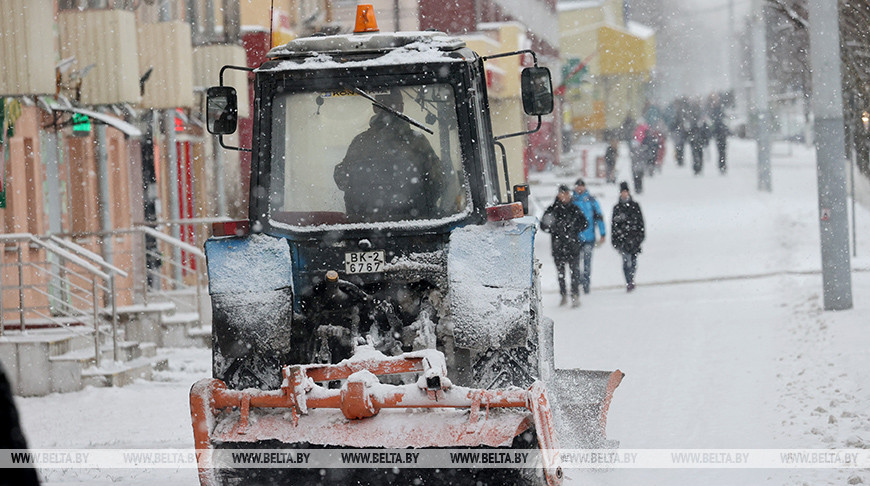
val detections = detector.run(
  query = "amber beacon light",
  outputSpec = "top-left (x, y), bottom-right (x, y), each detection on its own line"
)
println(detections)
top-left (353, 4), bottom-right (380, 33)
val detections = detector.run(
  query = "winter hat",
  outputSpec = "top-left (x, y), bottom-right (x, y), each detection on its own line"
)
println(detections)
top-left (574, 178), bottom-right (585, 187)
top-left (558, 184), bottom-right (571, 193)
top-left (375, 88), bottom-right (403, 110)
top-left (619, 181), bottom-right (630, 192)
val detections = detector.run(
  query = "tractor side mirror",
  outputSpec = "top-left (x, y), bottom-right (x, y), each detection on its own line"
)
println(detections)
top-left (521, 67), bottom-right (554, 116)
top-left (206, 86), bottom-right (238, 135)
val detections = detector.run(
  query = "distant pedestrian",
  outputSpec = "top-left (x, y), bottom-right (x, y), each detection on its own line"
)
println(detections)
top-left (611, 182), bottom-right (645, 292)
top-left (572, 179), bottom-right (607, 294)
top-left (708, 92), bottom-right (729, 174)
top-left (630, 122), bottom-right (655, 194)
top-left (668, 97), bottom-right (689, 167)
top-left (642, 128), bottom-right (660, 177)
top-left (629, 138), bottom-right (645, 194)
top-left (711, 117), bottom-right (728, 174)
top-left (541, 185), bottom-right (589, 307)
top-left (688, 118), bottom-right (708, 175)
top-left (604, 137), bottom-right (618, 184)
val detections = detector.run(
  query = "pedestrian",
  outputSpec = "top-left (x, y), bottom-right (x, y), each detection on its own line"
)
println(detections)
top-left (630, 122), bottom-right (654, 194)
top-left (642, 127), bottom-right (660, 177)
top-left (668, 97), bottom-right (688, 167)
top-left (611, 181), bottom-right (645, 292)
top-left (572, 179), bottom-right (607, 294)
top-left (629, 136), bottom-right (646, 194)
top-left (540, 185), bottom-right (589, 307)
top-left (688, 118), bottom-right (708, 175)
top-left (711, 116), bottom-right (728, 174)
top-left (709, 94), bottom-right (729, 174)
top-left (604, 137), bottom-right (618, 184)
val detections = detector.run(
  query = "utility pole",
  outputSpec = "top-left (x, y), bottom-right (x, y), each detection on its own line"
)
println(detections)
top-left (159, 2), bottom-right (183, 283)
top-left (728, 0), bottom-right (736, 93)
top-left (96, 123), bottom-right (113, 265)
top-left (751, 0), bottom-right (772, 192)
top-left (807, 1), bottom-right (853, 310)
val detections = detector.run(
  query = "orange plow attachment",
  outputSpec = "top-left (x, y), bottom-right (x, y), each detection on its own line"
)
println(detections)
top-left (191, 346), bottom-right (564, 486)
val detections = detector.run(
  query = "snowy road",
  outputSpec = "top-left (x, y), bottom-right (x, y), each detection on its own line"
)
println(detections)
top-left (16, 139), bottom-right (870, 485)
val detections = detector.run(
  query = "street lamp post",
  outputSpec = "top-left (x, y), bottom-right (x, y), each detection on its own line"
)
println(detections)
top-left (807, 1), bottom-right (853, 311)
top-left (751, 0), bottom-right (772, 192)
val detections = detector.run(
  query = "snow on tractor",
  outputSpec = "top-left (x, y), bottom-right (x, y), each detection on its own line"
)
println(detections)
top-left (190, 5), bottom-right (623, 485)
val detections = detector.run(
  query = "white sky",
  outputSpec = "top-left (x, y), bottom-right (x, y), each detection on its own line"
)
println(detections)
top-left (644, 0), bottom-right (753, 102)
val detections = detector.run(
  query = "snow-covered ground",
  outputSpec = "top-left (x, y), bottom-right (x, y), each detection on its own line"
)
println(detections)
top-left (14, 138), bottom-right (870, 485)
top-left (534, 138), bottom-right (870, 486)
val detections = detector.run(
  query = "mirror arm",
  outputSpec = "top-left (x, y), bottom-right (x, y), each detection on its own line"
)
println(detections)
top-left (493, 115), bottom-right (542, 141)
top-left (493, 140), bottom-right (512, 203)
top-left (219, 135), bottom-right (253, 153)
top-left (482, 49), bottom-right (539, 67)
top-left (220, 65), bottom-right (254, 85)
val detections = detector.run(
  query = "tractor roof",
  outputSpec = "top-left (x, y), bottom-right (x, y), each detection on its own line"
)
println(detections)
top-left (266, 31), bottom-right (466, 59)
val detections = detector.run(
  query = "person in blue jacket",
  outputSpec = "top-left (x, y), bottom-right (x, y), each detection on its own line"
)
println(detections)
top-left (572, 178), bottom-right (607, 294)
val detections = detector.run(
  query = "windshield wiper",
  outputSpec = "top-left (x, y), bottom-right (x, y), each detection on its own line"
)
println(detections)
top-left (353, 88), bottom-right (434, 135)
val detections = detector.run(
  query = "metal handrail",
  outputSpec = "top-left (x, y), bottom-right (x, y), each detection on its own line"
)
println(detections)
top-left (0, 233), bottom-right (115, 366)
top-left (137, 224), bottom-right (204, 326)
top-left (48, 236), bottom-right (129, 278)
top-left (2, 224), bottom-right (212, 371)
top-left (136, 225), bottom-right (205, 259)
top-left (44, 235), bottom-right (128, 362)
top-left (95, 225), bottom-right (208, 329)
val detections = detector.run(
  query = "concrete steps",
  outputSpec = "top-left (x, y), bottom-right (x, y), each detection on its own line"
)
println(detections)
top-left (115, 301), bottom-right (210, 349)
top-left (114, 302), bottom-right (176, 344)
top-left (160, 312), bottom-right (207, 348)
top-left (0, 329), bottom-right (167, 396)
top-left (1, 296), bottom-right (210, 396)
top-left (186, 325), bottom-right (212, 348)
top-left (0, 330), bottom-right (92, 396)
top-left (1, 316), bottom-right (91, 331)
top-left (81, 355), bottom-right (169, 388)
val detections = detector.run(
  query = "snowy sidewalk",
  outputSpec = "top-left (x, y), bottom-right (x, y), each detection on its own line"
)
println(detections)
top-left (533, 139), bottom-right (870, 485)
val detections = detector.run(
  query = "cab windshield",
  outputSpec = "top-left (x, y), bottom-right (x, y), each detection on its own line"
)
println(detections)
top-left (268, 83), bottom-right (469, 228)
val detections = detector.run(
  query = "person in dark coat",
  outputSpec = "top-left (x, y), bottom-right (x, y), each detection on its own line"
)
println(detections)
top-left (611, 182), bottom-right (645, 292)
top-left (668, 97), bottom-right (688, 167)
top-left (711, 117), bottom-right (729, 174)
top-left (541, 185), bottom-right (589, 307)
top-left (604, 137), bottom-right (618, 184)
top-left (0, 363), bottom-right (40, 485)
top-left (683, 98), bottom-right (708, 175)
top-left (334, 89), bottom-right (447, 222)
top-left (709, 92), bottom-right (730, 174)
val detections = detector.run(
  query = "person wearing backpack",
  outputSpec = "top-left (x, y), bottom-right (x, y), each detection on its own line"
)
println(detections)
top-left (572, 179), bottom-right (607, 294)
top-left (541, 185), bottom-right (589, 307)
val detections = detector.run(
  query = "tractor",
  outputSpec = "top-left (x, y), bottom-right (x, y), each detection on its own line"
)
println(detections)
top-left (190, 6), bottom-right (622, 485)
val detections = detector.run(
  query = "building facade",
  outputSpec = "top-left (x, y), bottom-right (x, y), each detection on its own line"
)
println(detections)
top-left (558, 0), bottom-right (656, 137)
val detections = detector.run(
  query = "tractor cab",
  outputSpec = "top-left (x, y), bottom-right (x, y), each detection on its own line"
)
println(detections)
top-left (208, 30), bottom-right (553, 239)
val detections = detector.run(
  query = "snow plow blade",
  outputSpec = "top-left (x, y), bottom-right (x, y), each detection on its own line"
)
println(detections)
top-left (547, 369), bottom-right (624, 448)
top-left (190, 346), bottom-right (564, 486)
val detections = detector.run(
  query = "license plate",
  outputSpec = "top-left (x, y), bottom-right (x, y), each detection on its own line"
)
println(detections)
top-left (344, 250), bottom-right (385, 274)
